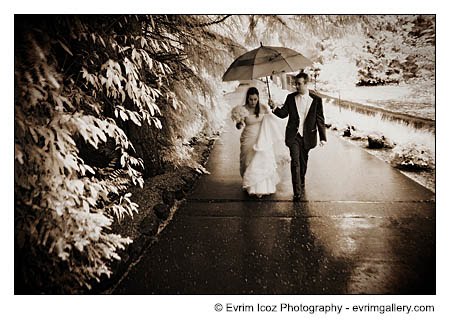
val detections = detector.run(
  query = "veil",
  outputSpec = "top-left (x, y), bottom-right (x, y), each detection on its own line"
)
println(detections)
top-left (242, 110), bottom-right (290, 190)
top-left (260, 112), bottom-right (290, 167)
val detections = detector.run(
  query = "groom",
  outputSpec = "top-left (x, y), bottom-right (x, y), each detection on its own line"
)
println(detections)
top-left (269, 71), bottom-right (327, 201)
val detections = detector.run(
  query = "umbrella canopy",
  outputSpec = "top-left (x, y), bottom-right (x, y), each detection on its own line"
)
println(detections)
top-left (222, 45), bottom-right (313, 82)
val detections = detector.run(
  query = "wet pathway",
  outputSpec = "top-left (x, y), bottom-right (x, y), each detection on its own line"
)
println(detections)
top-left (113, 118), bottom-right (435, 294)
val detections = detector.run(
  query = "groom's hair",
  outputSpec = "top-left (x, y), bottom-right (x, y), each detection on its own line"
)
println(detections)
top-left (295, 71), bottom-right (309, 82)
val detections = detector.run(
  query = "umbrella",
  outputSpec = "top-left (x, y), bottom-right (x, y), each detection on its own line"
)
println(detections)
top-left (222, 43), bottom-right (313, 98)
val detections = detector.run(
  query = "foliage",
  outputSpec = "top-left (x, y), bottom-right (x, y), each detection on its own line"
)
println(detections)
top-left (391, 143), bottom-right (434, 170)
top-left (248, 15), bottom-right (436, 89)
top-left (14, 14), bottom-right (238, 293)
top-left (138, 15), bottom-right (237, 171)
top-left (221, 15), bottom-right (435, 89)
top-left (240, 15), bottom-right (365, 60)
top-left (356, 15), bottom-right (435, 86)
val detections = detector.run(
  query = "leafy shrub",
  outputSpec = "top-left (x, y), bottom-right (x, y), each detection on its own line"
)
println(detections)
top-left (390, 143), bottom-right (434, 170)
top-left (356, 15), bottom-right (434, 86)
top-left (14, 15), bottom-right (237, 293)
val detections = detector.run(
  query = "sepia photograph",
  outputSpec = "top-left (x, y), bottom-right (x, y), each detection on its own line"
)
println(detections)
top-left (8, 3), bottom-right (448, 322)
top-left (14, 13), bottom-right (436, 295)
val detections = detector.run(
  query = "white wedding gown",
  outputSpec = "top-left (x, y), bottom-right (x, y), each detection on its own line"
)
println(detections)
top-left (239, 107), bottom-right (289, 196)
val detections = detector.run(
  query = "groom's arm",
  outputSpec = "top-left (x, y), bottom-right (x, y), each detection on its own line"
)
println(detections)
top-left (269, 96), bottom-right (289, 119)
top-left (316, 97), bottom-right (327, 142)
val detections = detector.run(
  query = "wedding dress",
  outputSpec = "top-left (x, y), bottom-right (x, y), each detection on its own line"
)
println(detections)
top-left (239, 106), bottom-right (289, 196)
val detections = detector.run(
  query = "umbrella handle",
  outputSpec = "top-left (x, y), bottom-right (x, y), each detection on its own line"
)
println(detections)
top-left (265, 76), bottom-right (271, 100)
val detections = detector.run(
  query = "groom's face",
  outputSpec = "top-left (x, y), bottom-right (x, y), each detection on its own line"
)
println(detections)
top-left (295, 77), bottom-right (308, 95)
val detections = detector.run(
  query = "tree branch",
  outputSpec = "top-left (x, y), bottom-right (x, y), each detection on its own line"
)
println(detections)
top-left (191, 15), bottom-right (232, 28)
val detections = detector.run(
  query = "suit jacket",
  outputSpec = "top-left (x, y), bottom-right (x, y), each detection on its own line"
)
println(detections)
top-left (273, 91), bottom-right (327, 150)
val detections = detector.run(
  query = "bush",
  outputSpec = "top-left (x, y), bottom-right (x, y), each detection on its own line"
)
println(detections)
top-left (356, 15), bottom-right (434, 86)
top-left (14, 15), bottom-right (238, 293)
top-left (390, 143), bottom-right (434, 170)
top-left (367, 134), bottom-right (395, 149)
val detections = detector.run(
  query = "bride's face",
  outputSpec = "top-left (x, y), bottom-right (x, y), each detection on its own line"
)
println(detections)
top-left (247, 94), bottom-right (259, 108)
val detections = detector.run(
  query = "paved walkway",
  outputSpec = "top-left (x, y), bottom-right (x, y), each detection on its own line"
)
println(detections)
top-left (113, 117), bottom-right (435, 294)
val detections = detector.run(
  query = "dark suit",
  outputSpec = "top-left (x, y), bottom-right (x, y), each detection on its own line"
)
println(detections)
top-left (273, 91), bottom-right (327, 195)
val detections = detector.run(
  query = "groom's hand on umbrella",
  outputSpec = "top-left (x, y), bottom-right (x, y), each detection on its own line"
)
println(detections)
top-left (268, 98), bottom-right (275, 109)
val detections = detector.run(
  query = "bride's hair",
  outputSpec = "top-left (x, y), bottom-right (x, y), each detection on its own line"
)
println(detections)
top-left (245, 87), bottom-right (260, 118)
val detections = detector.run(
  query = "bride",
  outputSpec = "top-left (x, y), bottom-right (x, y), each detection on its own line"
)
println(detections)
top-left (231, 87), bottom-right (288, 198)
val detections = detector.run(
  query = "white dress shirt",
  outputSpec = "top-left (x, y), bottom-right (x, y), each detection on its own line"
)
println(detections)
top-left (295, 90), bottom-right (310, 137)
